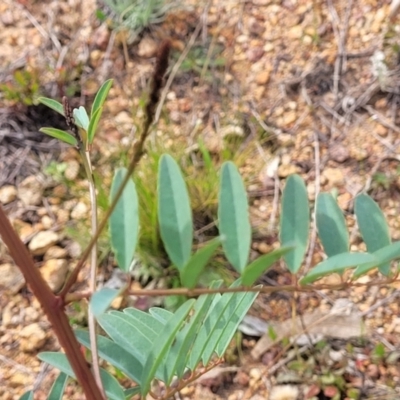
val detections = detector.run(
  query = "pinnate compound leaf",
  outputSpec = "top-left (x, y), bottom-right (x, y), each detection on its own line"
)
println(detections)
top-left (355, 194), bottom-right (391, 275)
top-left (354, 241), bottom-right (400, 277)
top-left (149, 307), bottom-right (173, 323)
top-left (91, 79), bottom-right (113, 118)
top-left (90, 288), bottom-right (121, 317)
top-left (218, 162), bottom-right (251, 273)
top-left (39, 128), bottom-right (78, 146)
top-left (38, 352), bottom-right (125, 400)
top-left (158, 154), bottom-right (193, 270)
top-left (141, 300), bottom-right (195, 396)
top-left (75, 329), bottom-right (143, 384)
top-left (88, 106), bottom-right (103, 143)
top-left (300, 252), bottom-right (377, 284)
top-left (97, 313), bottom-right (151, 364)
top-left (316, 192), bottom-right (349, 256)
top-left (19, 392), bottom-right (33, 400)
top-left (47, 372), bottom-right (68, 400)
top-left (180, 237), bottom-right (221, 288)
top-left (38, 97), bottom-right (64, 116)
top-left (215, 289), bottom-right (259, 357)
top-left (241, 246), bottom-right (294, 286)
top-left (280, 175), bottom-right (310, 273)
top-left (110, 168), bottom-right (139, 272)
top-left (164, 281), bottom-right (222, 383)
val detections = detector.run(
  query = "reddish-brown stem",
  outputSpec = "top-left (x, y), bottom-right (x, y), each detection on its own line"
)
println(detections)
top-left (0, 206), bottom-right (103, 400)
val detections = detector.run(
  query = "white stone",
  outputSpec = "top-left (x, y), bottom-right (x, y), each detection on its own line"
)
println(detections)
top-left (17, 176), bottom-right (43, 206)
top-left (29, 231), bottom-right (59, 256)
top-left (20, 323), bottom-right (47, 352)
top-left (40, 259), bottom-right (68, 292)
top-left (0, 185), bottom-right (17, 204)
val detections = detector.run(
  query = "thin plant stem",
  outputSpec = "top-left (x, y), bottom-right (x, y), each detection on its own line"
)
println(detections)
top-left (60, 40), bottom-right (171, 298)
top-left (80, 148), bottom-right (105, 397)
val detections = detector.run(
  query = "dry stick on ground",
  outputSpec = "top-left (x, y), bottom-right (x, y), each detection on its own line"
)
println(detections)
top-left (304, 130), bottom-right (321, 274)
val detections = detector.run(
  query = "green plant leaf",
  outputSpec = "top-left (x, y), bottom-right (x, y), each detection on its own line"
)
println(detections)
top-left (149, 307), bottom-right (173, 323)
top-left (110, 168), bottom-right (139, 272)
top-left (38, 352), bottom-right (125, 400)
top-left (215, 289), bottom-right (259, 356)
top-left (120, 308), bottom-right (164, 340)
top-left (164, 282), bottom-right (222, 383)
top-left (241, 246), bottom-right (294, 286)
top-left (141, 300), bottom-right (195, 396)
top-left (124, 387), bottom-right (141, 398)
top-left (90, 288), bottom-right (121, 317)
top-left (19, 392), bottom-right (33, 400)
top-left (38, 97), bottom-right (64, 116)
top-left (91, 79), bottom-right (113, 118)
top-left (47, 372), bottom-right (68, 400)
top-left (316, 192), bottom-right (349, 256)
top-left (300, 252), bottom-right (377, 284)
top-left (180, 237), bottom-right (221, 288)
top-left (39, 128), bottom-right (78, 147)
top-left (354, 241), bottom-right (400, 277)
top-left (73, 106), bottom-right (90, 131)
top-left (280, 174), bottom-right (310, 273)
top-left (218, 161), bottom-right (251, 273)
top-left (88, 106), bottom-right (103, 143)
top-left (75, 330), bottom-right (143, 384)
top-left (158, 154), bottom-right (193, 270)
top-left (355, 194), bottom-right (391, 275)
top-left (97, 313), bottom-right (151, 364)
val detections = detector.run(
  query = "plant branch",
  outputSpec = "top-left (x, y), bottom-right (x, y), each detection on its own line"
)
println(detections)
top-left (0, 206), bottom-right (103, 400)
top-left (65, 275), bottom-right (399, 303)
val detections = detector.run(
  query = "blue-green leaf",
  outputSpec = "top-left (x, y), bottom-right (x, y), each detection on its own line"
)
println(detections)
top-left (97, 313), bottom-right (151, 364)
top-left (215, 289), bottom-right (259, 356)
top-left (19, 391), bottom-right (33, 400)
top-left (164, 281), bottom-right (222, 383)
top-left (354, 241), bottom-right (400, 277)
top-left (75, 330), bottom-right (143, 384)
top-left (180, 238), bottom-right (221, 288)
top-left (316, 192), bottom-right (349, 256)
top-left (158, 154), bottom-right (193, 270)
top-left (110, 168), bottom-right (139, 272)
top-left (218, 162), bottom-right (251, 273)
top-left (355, 194), bottom-right (391, 275)
top-left (73, 106), bottom-right (90, 131)
top-left (91, 79), bottom-right (113, 118)
top-left (241, 246), bottom-right (294, 286)
top-left (40, 128), bottom-right (78, 146)
top-left (47, 372), bottom-right (68, 400)
top-left (90, 288), bottom-right (121, 317)
top-left (300, 252), bottom-right (377, 284)
top-left (280, 174), bottom-right (309, 273)
top-left (124, 387), bottom-right (141, 398)
top-left (141, 300), bottom-right (195, 396)
top-left (38, 352), bottom-right (125, 400)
